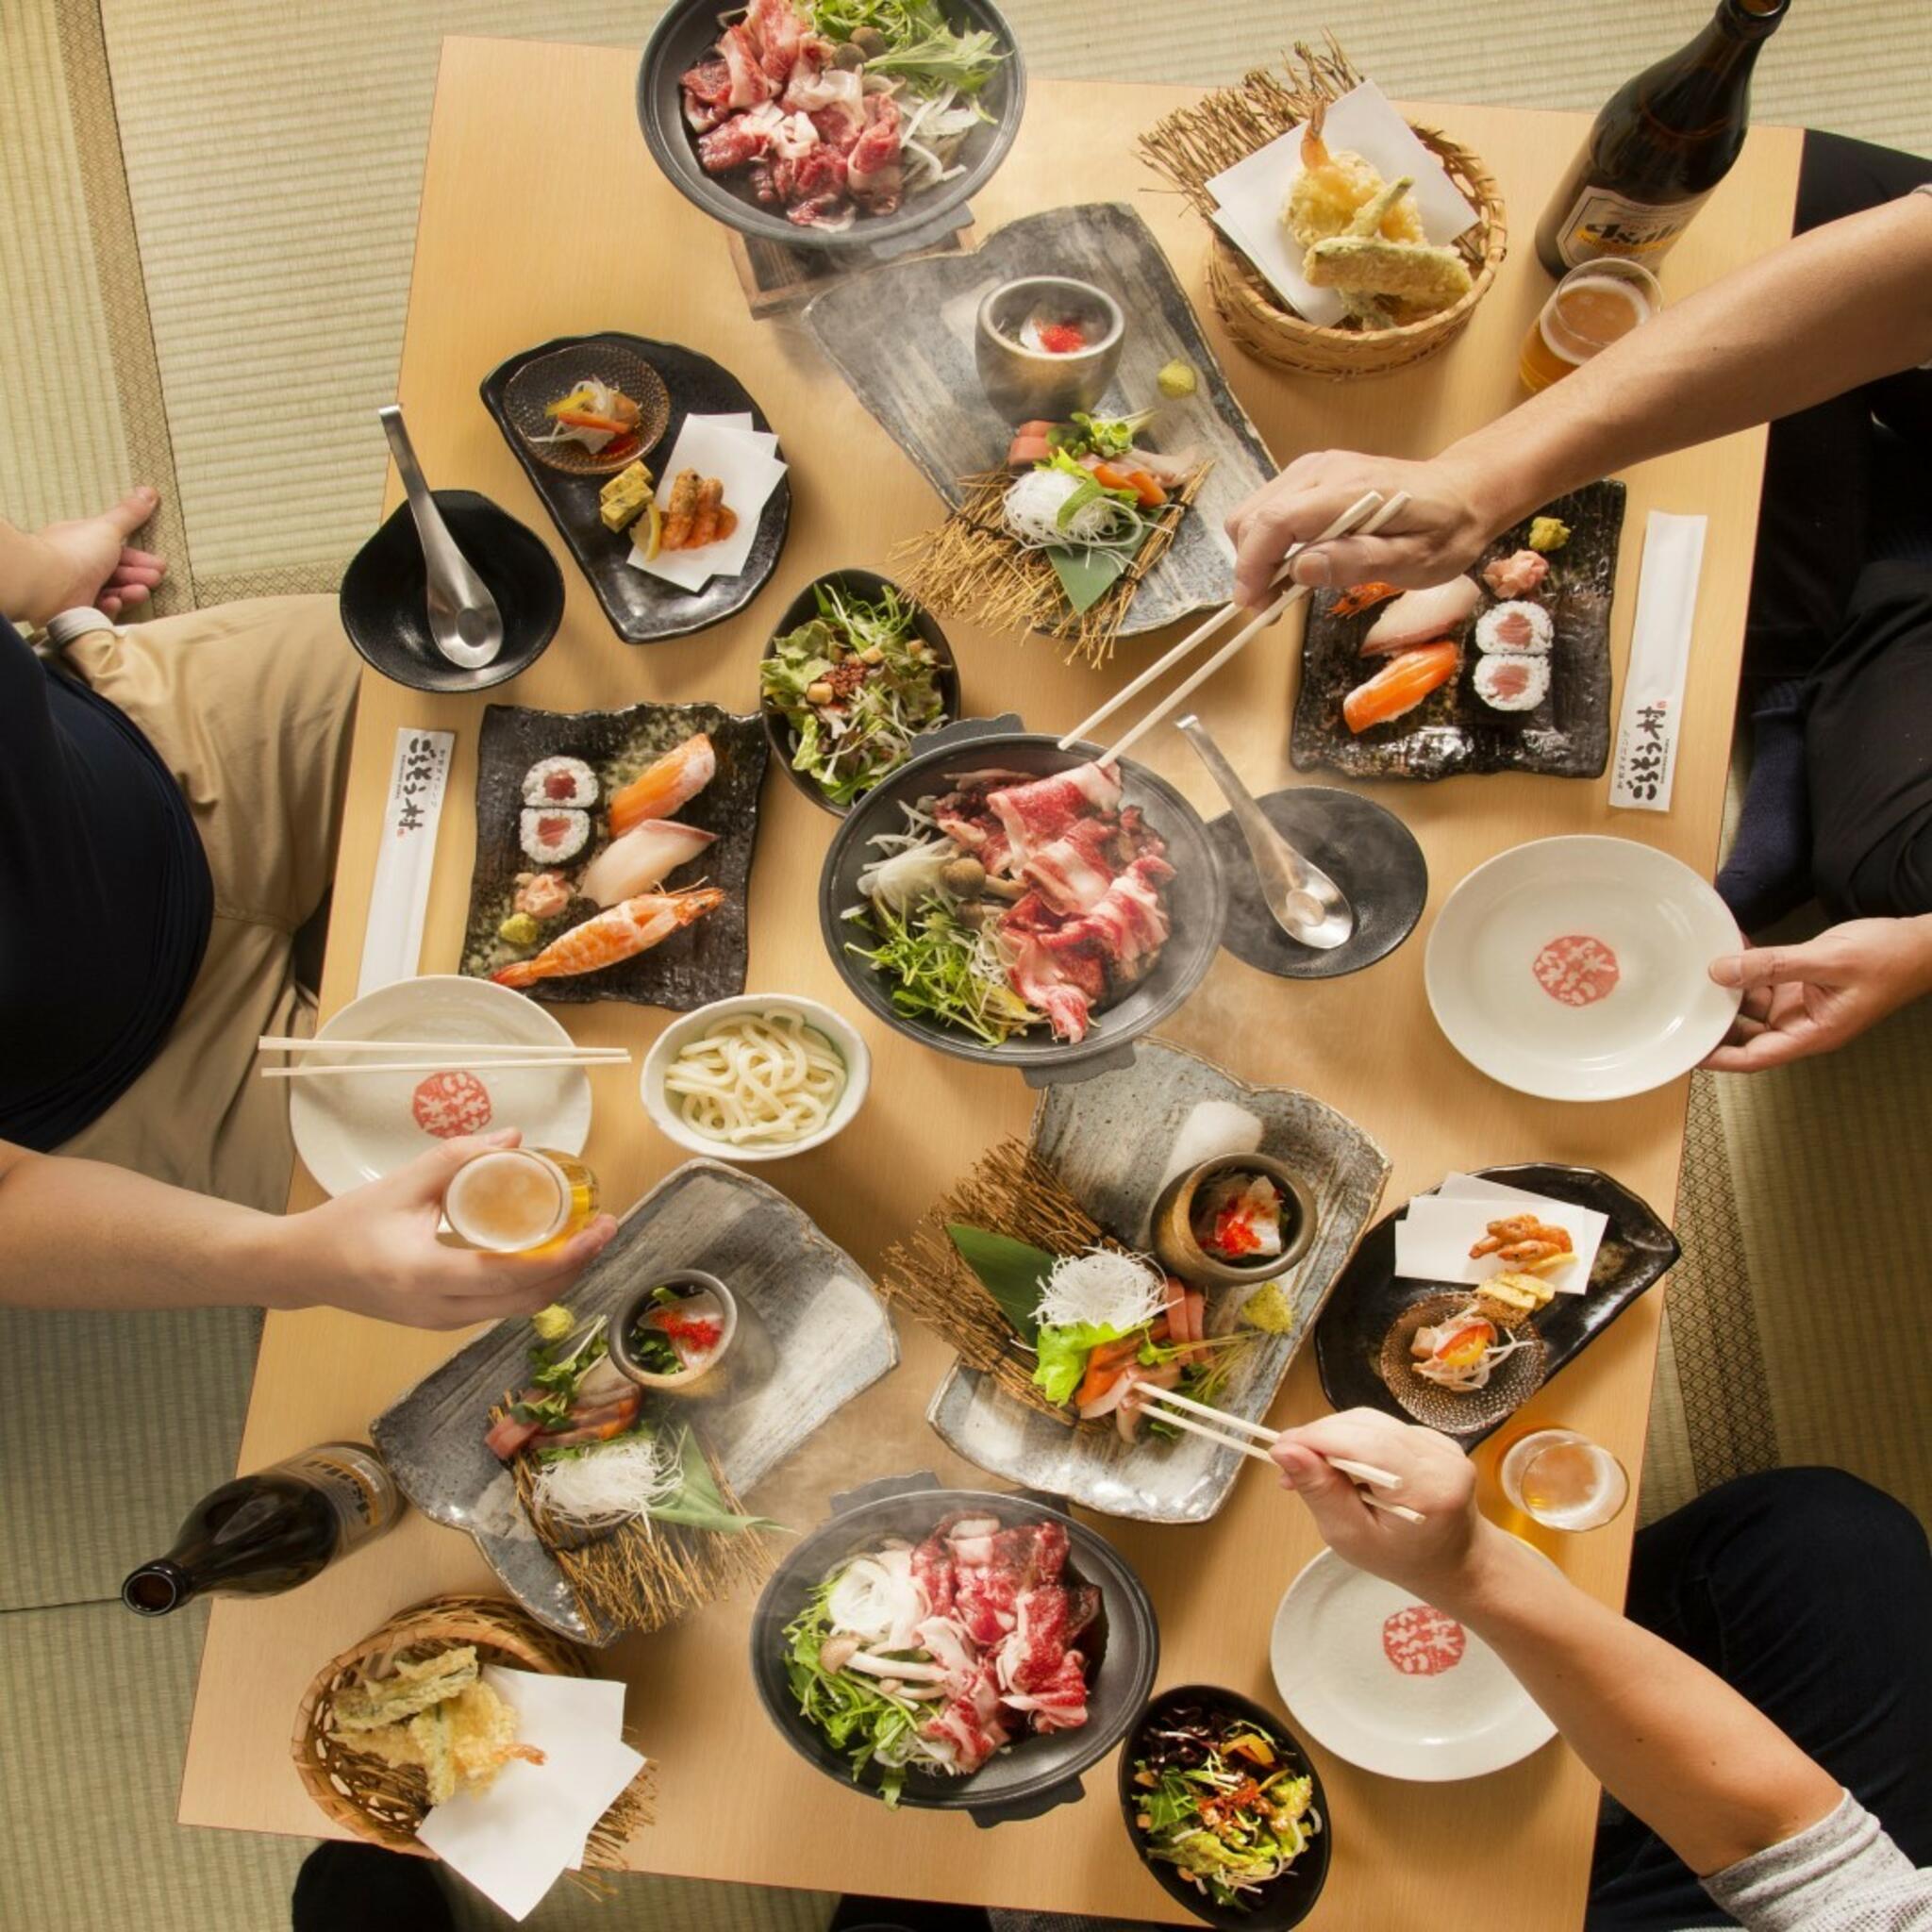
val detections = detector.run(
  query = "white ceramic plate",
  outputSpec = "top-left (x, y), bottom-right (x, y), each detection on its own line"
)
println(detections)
top-left (1425, 836), bottom-right (1741, 1102)
top-left (289, 975), bottom-right (592, 1197)
top-left (1271, 1545), bottom-right (1557, 1781)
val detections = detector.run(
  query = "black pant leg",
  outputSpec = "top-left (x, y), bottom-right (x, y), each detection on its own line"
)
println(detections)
top-left (1807, 559), bottom-right (1932, 917)
top-left (1743, 133), bottom-right (1932, 683)
top-left (1587, 1468), bottom-right (1932, 1932)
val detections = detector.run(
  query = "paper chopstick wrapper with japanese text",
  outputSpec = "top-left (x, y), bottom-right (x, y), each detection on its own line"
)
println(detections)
top-left (1609, 510), bottom-right (1707, 812)
top-left (357, 726), bottom-right (455, 996)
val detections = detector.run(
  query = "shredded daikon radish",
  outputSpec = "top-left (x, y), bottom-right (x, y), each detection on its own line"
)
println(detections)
top-left (1034, 1247), bottom-right (1168, 1333)
top-left (1003, 469), bottom-right (1143, 553)
top-left (531, 1428), bottom-right (679, 1532)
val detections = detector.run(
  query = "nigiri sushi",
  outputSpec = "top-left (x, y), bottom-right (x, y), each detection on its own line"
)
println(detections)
top-left (577, 818), bottom-right (718, 908)
top-left (1361, 576), bottom-right (1481, 656)
top-left (491, 888), bottom-right (723, 991)
top-left (1342, 641), bottom-right (1460, 733)
top-left (607, 732), bottom-right (716, 837)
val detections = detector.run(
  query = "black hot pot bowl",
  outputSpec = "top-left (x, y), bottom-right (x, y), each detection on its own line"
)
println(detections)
top-left (818, 715), bottom-right (1227, 1087)
top-left (749, 1472), bottom-right (1159, 1824)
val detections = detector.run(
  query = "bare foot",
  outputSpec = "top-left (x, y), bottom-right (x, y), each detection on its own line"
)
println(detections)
top-left (33, 486), bottom-right (168, 619)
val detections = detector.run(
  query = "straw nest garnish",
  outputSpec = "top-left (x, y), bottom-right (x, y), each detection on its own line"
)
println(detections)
top-left (891, 463), bottom-right (1212, 670)
top-left (495, 1407), bottom-right (776, 1646)
top-left (292, 1594), bottom-right (656, 1884)
top-left (877, 1136), bottom-right (1141, 1427)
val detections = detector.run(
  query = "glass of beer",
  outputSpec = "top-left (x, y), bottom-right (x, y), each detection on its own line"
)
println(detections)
top-left (1519, 258), bottom-right (1663, 393)
top-left (444, 1146), bottom-right (598, 1257)
top-left (1499, 1427), bottom-right (1630, 1532)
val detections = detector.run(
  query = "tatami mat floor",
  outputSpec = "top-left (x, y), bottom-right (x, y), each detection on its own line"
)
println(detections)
top-left (3, 2), bottom-right (1929, 1928)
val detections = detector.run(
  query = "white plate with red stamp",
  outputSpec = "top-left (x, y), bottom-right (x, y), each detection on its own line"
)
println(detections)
top-left (289, 975), bottom-right (593, 1197)
top-left (1270, 1544), bottom-right (1557, 1780)
top-left (1424, 836), bottom-right (1741, 1102)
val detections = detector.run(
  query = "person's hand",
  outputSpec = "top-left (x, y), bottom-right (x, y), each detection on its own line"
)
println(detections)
top-left (269, 1129), bottom-right (618, 1329)
top-left (1270, 1407), bottom-right (1500, 1607)
top-left (1702, 916), bottom-right (1932, 1073)
top-left (26, 486), bottom-right (168, 623)
top-left (1224, 450), bottom-right (1500, 608)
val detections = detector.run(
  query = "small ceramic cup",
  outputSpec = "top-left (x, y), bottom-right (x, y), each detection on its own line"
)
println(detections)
top-left (974, 275), bottom-right (1124, 424)
top-left (607, 1268), bottom-right (739, 1396)
top-left (1152, 1152), bottom-right (1316, 1291)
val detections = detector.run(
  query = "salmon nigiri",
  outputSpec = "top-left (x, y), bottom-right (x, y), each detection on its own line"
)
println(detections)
top-left (1342, 641), bottom-right (1460, 734)
top-left (607, 732), bottom-right (716, 837)
top-left (491, 888), bottom-right (723, 990)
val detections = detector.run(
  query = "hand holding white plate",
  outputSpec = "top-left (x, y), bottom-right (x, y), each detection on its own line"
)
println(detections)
top-left (1425, 836), bottom-right (1741, 1102)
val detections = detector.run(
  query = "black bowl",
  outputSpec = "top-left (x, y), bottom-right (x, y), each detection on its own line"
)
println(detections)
top-left (820, 717), bottom-right (1226, 1086)
top-left (750, 1472), bottom-right (1158, 1824)
top-left (760, 569), bottom-right (961, 817)
top-left (637, 0), bottom-right (1026, 255)
top-left (1119, 1683), bottom-right (1333, 1929)
top-left (340, 490), bottom-right (564, 694)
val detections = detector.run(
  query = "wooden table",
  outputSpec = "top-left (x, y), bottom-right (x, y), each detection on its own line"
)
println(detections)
top-left (178, 39), bottom-right (1801, 1928)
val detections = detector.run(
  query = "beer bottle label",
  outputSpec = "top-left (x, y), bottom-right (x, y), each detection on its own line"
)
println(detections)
top-left (276, 1444), bottom-right (402, 1556)
top-left (1553, 184), bottom-right (1711, 269)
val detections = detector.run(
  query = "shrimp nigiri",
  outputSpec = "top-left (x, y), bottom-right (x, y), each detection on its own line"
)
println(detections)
top-left (491, 888), bottom-right (723, 990)
top-left (1341, 641), bottom-right (1460, 734)
top-left (607, 732), bottom-right (716, 837)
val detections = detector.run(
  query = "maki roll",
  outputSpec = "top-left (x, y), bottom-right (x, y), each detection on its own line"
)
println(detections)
top-left (1475, 600), bottom-right (1554, 655)
top-left (1473, 653), bottom-right (1551, 713)
top-left (519, 806), bottom-right (591, 865)
top-left (522, 756), bottom-right (599, 808)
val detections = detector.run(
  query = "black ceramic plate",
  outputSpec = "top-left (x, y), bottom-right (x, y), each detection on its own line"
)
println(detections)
top-left (637, 0), bottom-right (1025, 256)
top-left (458, 699), bottom-right (768, 1009)
top-left (749, 1473), bottom-right (1158, 1824)
top-left (803, 202), bottom-right (1277, 637)
top-left (820, 717), bottom-right (1226, 1086)
top-left (1291, 481), bottom-right (1625, 782)
top-left (339, 489), bottom-right (563, 694)
top-left (1210, 788), bottom-right (1427, 982)
top-left (1313, 1162), bottom-right (1680, 1443)
top-left (1118, 1683), bottom-right (1332, 1930)
top-left (480, 331), bottom-right (790, 644)
top-left (759, 568), bottom-right (961, 817)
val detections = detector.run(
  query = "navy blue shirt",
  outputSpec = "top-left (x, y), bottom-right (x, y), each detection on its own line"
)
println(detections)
top-left (0, 617), bottom-right (212, 1148)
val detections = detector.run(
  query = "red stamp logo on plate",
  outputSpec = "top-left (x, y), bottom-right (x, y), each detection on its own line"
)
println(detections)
top-left (1382, 1604), bottom-right (1466, 1676)
top-left (1532, 933), bottom-right (1621, 1008)
top-left (411, 1070), bottom-right (493, 1139)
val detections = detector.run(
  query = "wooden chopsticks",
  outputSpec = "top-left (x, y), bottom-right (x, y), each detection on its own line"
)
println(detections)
top-left (1060, 489), bottom-right (1413, 768)
top-left (1126, 1383), bottom-right (1424, 1523)
top-left (256, 1035), bottom-right (629, 1080)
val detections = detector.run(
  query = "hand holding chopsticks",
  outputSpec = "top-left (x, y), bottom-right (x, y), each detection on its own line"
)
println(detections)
top-left (1124, 1383), bottom-right (1425, 1523)
top-left (1059, 488), bottom-right (1414, 768)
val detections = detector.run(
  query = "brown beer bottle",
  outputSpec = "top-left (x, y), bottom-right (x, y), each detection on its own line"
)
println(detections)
top-left (1536, 0), bottom-right (1790, 275)
top-left (121, 1441), bottom-right (401, 1615)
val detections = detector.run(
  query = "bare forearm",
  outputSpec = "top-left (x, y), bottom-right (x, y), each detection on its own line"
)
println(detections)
top-left (1445, 195), bottom-right (1932, 536)
top-left (1441, 1527), bottom-right (1839, 1876)
top-left (0, 1143), bottom-right (291, 1311)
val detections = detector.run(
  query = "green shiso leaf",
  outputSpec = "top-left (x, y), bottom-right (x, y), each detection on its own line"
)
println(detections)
top-left (1046, 543), bottom-right (1130, 614)
top-left (944, 1223), bottom-right (1056, 1343)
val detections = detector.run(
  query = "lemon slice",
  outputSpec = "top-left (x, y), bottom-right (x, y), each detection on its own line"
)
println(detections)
top-left (641, 496), bottom-right (662, 561)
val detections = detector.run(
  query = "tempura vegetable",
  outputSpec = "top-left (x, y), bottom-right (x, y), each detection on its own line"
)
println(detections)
top-left (1304, 234), bottom-right (1474, 309)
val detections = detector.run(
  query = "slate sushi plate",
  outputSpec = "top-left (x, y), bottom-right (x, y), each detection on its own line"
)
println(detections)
top-left (925, 1041), bottom-right (1391, 1524)
top-left (1312, 1162), bottom-right (1680, 1444)
top-left (372, 1158), bottom-right (900, 1643)
top-left (1291, 480), bottom-right (1625, 782)
top-left (480, 331), bottom-right (791, 644)
top-left (458, 698), bottom-right (767, 1009)
top-left (803, 202), bottom-right (1276, 638)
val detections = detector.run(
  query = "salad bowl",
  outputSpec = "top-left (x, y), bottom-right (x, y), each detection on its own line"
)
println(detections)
top-left (749, 1471), bottom-right (1158, 1824)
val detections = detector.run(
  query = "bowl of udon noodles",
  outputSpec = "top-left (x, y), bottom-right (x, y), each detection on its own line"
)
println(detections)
top-left (640, 992), bottom-right (871, 1162)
